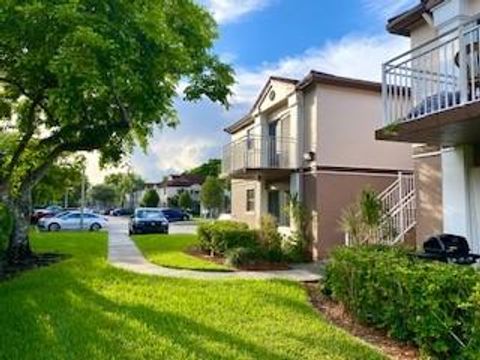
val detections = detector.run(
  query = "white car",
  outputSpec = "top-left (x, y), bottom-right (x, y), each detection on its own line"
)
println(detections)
top-left (38, 211), bottom-right (108, 232)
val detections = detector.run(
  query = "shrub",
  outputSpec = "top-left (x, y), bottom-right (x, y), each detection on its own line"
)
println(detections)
top-left (258, 215), bottom-right (283, 262)
top-left (141, 189), bottom-right (160, 207)
top-left (0, 203), bottom-right (12, 253)
top-left (325, 246), bottom-right (480, 358)
top-left (197, 221), bottom-right (256, 255)
top-left (224, 247), bottom-right (258, 267)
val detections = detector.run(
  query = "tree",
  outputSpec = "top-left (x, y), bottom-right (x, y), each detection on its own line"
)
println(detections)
top-left (32, 156), bottom-right (86, 207)
top-left (141, 189), bottom-right (159, 208)
top-left (105, 172), bottom-right (144, 208)
top-left (178, 191), bottom-right (193, 210)
top-left (188, 159), bottom-right (221, 178)
top-left (0, 1), bottom-right (233, 262)
top-left (200, 176), bottom-right (223, 217)
top-left (89, 184), bottom-right (117, 208)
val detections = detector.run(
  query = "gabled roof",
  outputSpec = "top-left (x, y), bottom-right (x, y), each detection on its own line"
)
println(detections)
top-left (224, 71), bottom-right (382, 134)
top-left (387, 0), bottom-right (444, 36)
top-left (224, 76), bottom-right (299, 134)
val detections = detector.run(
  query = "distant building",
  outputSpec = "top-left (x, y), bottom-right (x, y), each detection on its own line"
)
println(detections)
top-left (136, 174), bottom-right (204, 213)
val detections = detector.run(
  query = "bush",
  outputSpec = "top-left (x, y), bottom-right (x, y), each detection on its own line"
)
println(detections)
top-left (325, 245), bottom-right (480, 358)
top-left (224, 247), bottom-right (258, 267)
top-left (258, 215), bottom-right (283, 262)
top-left (0, 203), bottom-right (12, 253)
top-left (197, 221), bottom-right (256, 255)
top-left (141, 189), bottom-right (160, 207)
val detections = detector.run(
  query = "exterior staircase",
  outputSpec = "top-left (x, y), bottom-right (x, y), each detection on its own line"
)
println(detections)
top-left (344, 172), bottom-right (416, 246)
top-left (377, 172), bottom-right (416, 245)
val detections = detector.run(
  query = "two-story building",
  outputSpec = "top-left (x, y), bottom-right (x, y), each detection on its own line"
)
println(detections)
top-left (376, 0), bottom-right (480, 252)
top-left (137, 174), bottom-right (204, 212)
top-left (222, 71), bottom-right (413, 259)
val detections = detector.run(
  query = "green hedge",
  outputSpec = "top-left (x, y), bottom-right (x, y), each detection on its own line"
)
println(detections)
top-left (325, 246), bottom-right (480, 358)
top-left (0, 203), bottom-right (12, 253)
top-left (197, 221), bottom-right (257, 255)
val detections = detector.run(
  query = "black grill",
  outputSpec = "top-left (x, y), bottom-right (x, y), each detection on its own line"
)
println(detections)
top-left (417, 234), bottom-right (480, 265)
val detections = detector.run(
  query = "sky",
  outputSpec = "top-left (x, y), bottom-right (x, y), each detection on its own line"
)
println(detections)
top-left (86, 0), bottom-right (417, 184)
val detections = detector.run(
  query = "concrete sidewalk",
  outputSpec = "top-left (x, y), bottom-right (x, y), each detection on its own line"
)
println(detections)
top-left (107, 217), bottom-right (322, 282)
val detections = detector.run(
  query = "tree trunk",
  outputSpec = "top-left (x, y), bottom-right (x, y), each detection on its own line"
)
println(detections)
top-left (5, 197), bottom-right (32, 264)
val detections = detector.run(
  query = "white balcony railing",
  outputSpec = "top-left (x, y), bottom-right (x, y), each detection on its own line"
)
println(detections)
top-left (222, 135), bottom-right (296, 175)
top-left (383, 16), bottom-right (480, 125)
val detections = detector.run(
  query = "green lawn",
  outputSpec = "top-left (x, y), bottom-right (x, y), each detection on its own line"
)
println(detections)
top-left (133, 233), bottom-right (232, 271)
top-left (0, 231), bottom-right (385, 360)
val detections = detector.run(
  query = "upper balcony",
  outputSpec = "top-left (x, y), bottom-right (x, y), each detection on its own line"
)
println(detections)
top-left (222, 135), bottom-right (297, 180)
top-left (376, 17), bottom-right (480, 146)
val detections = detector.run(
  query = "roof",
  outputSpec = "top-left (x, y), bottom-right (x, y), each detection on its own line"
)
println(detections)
top-left (144, 174), bottom-right (204, 188)
top-left (224, 76), bottom-right (299, 134)
top-left (296, 71), bottom-right (381, 93)
top-left (224, 71), bottom-right (382, 134)
top-left (387, 0), bottom-right (443, 36)
top-left (160, 174), bottom-right (204, 188)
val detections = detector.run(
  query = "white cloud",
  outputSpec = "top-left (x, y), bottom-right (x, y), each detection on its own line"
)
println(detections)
top-left (231, 34), bottom-right (410, 105)
top-left (362, 0), bottom-right (417, 20)
top-left (201, 0), bottom-right (271, 24)
top-left (131, 134), bottom-right (219, 181)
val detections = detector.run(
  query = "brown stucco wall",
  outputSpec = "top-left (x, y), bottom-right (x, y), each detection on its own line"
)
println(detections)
top-left (230, 179), bottom-right (259, 228)
top-left (304, 171), bottom-right (398, 259)
top-left (414, 153), bottom-right (443, 248)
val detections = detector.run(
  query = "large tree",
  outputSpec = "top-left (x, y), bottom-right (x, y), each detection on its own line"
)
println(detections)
top-left (0, 0), bottom-right (234, 262)
top-left (89, 184), bottom-right (117, 208)
top-left (104, 172), bottom-right (144, 208)
top-left (188, 159), bottom-right (221, 177)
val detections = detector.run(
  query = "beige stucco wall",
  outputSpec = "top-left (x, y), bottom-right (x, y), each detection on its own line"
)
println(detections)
top-left (410, 21), bottom-right (437, 48)
top-left (257, 81), bottom-right (296, 113)
top-left (304, 171), bottom-right (398, 259)
top-left (230, 179), bottom-right (260, 228)
top-left (316, 84), bottom-right (413, 171)
top-left (415, 152), bottom-right (444, 248)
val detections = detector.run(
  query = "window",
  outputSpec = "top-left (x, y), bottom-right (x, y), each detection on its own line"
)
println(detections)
top-left (246, 189), bottom-right (255, 212)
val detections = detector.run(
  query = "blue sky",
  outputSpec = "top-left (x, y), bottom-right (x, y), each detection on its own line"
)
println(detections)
top-left (87, 0), bottom-right (417, 183)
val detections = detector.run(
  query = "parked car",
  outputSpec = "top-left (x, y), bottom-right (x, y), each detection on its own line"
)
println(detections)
top-left (111, 208), bottom-right (133, 216)
top-left (129, 208), bottom-right (169, 235)
top-left (38, 211), bottom-right (108, 232)
top-left (31, 210), bottom-right (52, 225)
top-left (160, 208), bottom-right (191, 222)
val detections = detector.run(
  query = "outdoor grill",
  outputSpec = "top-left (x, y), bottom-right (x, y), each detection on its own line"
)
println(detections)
top-left (417, 234), bottom-right (480, 265)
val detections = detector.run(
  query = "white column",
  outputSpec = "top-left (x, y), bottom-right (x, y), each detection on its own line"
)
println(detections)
top-left (441, 146), bottom-right (470, 237)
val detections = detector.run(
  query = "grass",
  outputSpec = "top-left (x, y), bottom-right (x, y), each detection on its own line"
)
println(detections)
top-left (132, 233), bottom-right (231, 271)
top-left (0, 231), bottom-right (385, 360)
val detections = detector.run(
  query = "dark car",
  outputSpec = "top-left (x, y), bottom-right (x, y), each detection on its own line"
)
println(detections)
top-left (111, 208), bottom-right (133, 216)
top-left (160, 208), bottom-right (191, 222)
top-left (30, 205), bottom-right (64, 224)
top-left (129, 208), bottom-right (169, 235)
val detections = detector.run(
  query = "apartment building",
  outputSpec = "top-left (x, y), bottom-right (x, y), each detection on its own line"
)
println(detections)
top-left (222, 71), bottom-right (413, 259)
top-left (376, 0), bottom-right (480, 252)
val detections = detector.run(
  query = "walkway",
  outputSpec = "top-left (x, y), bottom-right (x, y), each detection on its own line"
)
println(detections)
top-left (107, 217), bottom-right (322, 282)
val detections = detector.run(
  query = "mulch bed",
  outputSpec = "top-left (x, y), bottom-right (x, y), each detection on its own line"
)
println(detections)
top-left (0, 253), bottom-right (67, 281)
top-left (186, 247), bottom-right (290, 271)
top-left (305, 284), bottom-right (420, 360)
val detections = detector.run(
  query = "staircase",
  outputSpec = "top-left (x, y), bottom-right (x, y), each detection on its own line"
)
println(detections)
top-left (377, 172), bottom-right (416, 245)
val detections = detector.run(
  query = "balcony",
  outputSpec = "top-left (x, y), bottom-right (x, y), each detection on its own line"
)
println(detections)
top-left (376, 17), bottom-right (480, 146)
top-left (222, 135), bottom-right (297, 180)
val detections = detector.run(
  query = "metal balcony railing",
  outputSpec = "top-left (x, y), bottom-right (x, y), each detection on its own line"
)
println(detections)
top-left (222, 135), bottom-right (296, 175)
top-left (383, 16), bottom-right (480, 125)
